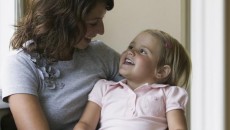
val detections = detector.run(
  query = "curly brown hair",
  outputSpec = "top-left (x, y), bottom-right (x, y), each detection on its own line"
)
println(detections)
top-left (10, 0), bottom-right (114, 60)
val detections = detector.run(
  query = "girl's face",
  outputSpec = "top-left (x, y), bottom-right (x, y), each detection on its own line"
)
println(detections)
top-left (119, 32), bottom-right (161, 85)
top-left (75, 3), bottom-right (106, 49)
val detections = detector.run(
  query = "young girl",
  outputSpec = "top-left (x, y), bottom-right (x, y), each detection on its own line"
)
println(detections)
top-left (74, 29), bottom-right (191, 130)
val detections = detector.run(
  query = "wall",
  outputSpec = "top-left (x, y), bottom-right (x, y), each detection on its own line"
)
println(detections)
top-left (0, 2), bottom-right (15, 89)
top-left (95, 0), bottom-right (182, 54)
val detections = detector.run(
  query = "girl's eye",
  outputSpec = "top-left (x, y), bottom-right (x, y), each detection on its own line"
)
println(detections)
top-left (140, 49), bottom-right (147, 54)
top-left (128, 45), bottom-right (133, 50)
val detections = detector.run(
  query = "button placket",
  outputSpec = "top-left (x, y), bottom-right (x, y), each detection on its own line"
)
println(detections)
top-left (128, 92), bottom-right (137, 116)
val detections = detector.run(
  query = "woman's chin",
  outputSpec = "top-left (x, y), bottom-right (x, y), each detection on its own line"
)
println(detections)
top-left (75, 39), bottom-right (91, 49)
top-left (76, 45), bottom-right (88, 49)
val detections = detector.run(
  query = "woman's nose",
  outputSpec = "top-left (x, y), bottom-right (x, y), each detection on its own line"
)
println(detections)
top-left (96, 21), bottom-right (104, 35)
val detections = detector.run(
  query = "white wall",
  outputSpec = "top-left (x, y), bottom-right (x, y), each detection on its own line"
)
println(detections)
top-left (0, 1), bottom-right (15, 63)
top-left (0, 1), bottom-right (15, 89)
top-left (95, 0), bottom-right (182, 53)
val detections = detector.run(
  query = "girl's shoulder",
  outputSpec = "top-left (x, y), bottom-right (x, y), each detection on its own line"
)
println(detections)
top-left (162, 86), bottom-right (188, 112)
top-left (93, 79), bottom-right (119, 93)
top-left (164, 86), bottom-right (188, 95)
top-left (95, 79), bottom-right (117, 89)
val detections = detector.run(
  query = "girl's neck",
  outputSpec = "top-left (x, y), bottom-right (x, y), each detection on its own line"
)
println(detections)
top-left (126, 80), bottom-right (144, 90)
top-left (126, 79), bottom-right (157, 90)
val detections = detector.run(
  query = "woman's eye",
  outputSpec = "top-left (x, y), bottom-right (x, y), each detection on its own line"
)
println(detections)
top-left (88, 22), bottom-right (98, 26)
top-left (86, 20), bottom-right (98, 26)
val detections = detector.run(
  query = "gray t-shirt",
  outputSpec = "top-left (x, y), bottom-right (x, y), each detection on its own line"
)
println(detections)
top-left (0, 40), bottom-right (122, 130)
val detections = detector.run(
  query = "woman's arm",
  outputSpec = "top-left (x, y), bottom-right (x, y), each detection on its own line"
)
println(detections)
top-left (167, 109), bottom-right (187, 130)
top-left (8, 94), bottom-right (50, 130)
top-left (73, 101), bottom-right (101, 130)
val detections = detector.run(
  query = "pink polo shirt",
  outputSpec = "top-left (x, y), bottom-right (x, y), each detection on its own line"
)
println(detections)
top-left (89, 79), bottom-right (188, 130)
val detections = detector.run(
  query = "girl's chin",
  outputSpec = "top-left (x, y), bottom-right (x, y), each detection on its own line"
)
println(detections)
top-left (119, 69), bottom-right (128, 76)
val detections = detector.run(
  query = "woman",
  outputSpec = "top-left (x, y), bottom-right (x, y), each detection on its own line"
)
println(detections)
top-left (0, 0), bottom-right (122, 129)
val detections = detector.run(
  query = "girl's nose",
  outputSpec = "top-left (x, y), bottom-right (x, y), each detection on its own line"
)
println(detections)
top-left (127, 49), bottom-right (135, 56)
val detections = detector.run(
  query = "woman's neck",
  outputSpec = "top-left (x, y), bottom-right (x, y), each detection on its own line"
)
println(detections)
top-left (57, 48), bottom-right (75, 61)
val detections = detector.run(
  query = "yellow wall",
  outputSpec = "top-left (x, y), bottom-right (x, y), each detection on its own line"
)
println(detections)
top-left (23, 0), bottom-right (183, 54)
top-left (95, 0), bottom-right (182, 54)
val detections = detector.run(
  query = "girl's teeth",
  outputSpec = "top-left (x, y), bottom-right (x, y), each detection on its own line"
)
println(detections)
top-left (125, 58), bottom-right (134, 64)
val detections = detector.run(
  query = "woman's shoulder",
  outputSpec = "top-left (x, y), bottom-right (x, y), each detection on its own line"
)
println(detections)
top-left (2, 49), bottom-right (40, 75)
top-left (6, 49), bottom-right (33, 64)
top-left (90, 40), bottom-right (120, 58)
top-left (90, 40), bottom-right (106, 47)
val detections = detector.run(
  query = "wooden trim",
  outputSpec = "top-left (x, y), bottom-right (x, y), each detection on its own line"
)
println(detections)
top-left (23, 0), bottom-right (31, 15)
top-left (225, 0), bottom-right (230, 129)
top-left (181, 1), bottom-right (191, 129)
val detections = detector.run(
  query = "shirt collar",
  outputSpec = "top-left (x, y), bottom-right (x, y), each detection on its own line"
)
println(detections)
top-left (109, 79), bottom-right (169, 89)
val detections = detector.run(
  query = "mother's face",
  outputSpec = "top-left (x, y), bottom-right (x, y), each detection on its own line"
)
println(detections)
top-left (75, 3), bottom-right (106, 49)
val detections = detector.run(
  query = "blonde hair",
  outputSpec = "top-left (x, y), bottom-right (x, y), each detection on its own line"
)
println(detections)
top-left (143, 29), bottom-right (192, 88)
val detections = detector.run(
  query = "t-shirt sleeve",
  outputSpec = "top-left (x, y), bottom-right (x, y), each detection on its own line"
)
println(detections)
top-left (105, 48), bottom-right (123, 82)
top-left (165, 86), bottom-right (188, 112)
top-left (88, 79), bottom-right (108, 107)
top-left (0, 52), bottom-right (39, 102)
top-left (94, 41), bottom-right (123, 82)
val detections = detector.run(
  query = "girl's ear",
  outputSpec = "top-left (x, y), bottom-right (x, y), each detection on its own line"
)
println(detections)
top-left (156, 65), bottom-right (171, 79)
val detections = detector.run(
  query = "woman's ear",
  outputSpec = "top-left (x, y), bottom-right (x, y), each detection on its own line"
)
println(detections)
top-left (156, 65), bottom-right (171, 79)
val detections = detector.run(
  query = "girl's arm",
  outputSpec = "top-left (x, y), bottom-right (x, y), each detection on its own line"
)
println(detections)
top-left (8, 94), bottom-right (50, 130)
top-left (167, 109), bottom-right (187, 130)
top-left (73, 101), bottom-right (101, 130)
